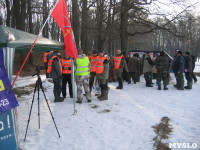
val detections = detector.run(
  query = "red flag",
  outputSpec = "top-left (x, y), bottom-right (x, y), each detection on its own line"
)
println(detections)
top-left (51, 0), bottom-right (78, 59)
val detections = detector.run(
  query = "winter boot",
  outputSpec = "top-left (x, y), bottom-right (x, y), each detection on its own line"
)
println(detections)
top-left (146, 80), bottom-right (153, 87)
top-left (157, 82), bottom-right (161, 90)
top-left (54, 89), bottom-right (64, 102)
top-left (189, 81), bottom-right (193, 89)
top-left (116, 77), bottom-right (123, 89)
top-left (98, 90), bottom-right (108, 101)
top-left (76, 100), bottom-right (82, 104)
top-left (185, 81), bottom-right (192, 89)
top-left (194, 79), bottom-right (197, 83)
top-left (97, 90), bottom-right (103, 99)
top-left (177, 83), bottom-right (184, 90)
top-left (163, 81), bottom-right (168, 90)
top-left (164, 84), bottom-right (168, 90)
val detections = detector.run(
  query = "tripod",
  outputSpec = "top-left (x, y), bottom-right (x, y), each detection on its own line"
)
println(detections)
top-left (24, 72), bottom-right (60, 141)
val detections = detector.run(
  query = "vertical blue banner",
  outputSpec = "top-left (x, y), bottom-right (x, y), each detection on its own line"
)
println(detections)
top-left (0, 110), bottom-right (17, 150)
top-left (0, 48), bottom-right (18, 150)
top-left (0, 48), bottom-right (19, 113)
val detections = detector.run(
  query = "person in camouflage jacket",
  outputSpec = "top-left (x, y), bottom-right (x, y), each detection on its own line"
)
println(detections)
top-left (155, 51), bottom-right (170, 90)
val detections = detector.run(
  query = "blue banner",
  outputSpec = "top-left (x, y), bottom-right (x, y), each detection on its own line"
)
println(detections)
top-left (0, 110), bottom-right (17, 150)
top-left (0, 48), bottom-right (19, 113)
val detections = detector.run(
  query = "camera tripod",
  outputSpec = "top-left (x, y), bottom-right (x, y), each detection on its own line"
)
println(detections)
top-left (24, 72), bottom-right (60, 141)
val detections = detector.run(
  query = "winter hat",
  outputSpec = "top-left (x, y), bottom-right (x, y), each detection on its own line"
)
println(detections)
top-left (177, 50), bottom-right (182, 54)
top-left (98, 50), bottom-right (104, 53)
top-left (175, 49), bottom-right (180, 52)
top-left (77, 48), bottom-right (83, 53)
top-left (93, 50), bottom-right (98, 54)
top-left (185, 52), bottom-right (190, 55)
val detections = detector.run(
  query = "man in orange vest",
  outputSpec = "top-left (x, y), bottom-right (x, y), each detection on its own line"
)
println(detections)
top-left (61, 54), bottom-right (73, 98)
top-left (96, 50), bottom-right (109, 100)
top-left (114, 50), bottom-right (128, 89)
top-left (89, 50), bottom-right (98, 92)
top-left (43, 51), bottom-right (50, 78)
top-left (47, 51), bottom-right (64, 102)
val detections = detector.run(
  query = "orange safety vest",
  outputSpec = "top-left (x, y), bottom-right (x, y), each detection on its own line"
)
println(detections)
top-left (47, 56), bottom-right (62, 73)
top-left (114, 55), bottom-right (123, 69)
top-left (89, 56), bottom-right (98, 73)
top-left (43, 52), bottom-right (49, 63)
top-left (61, 59), bottom-right (71, 74)
top-left (96, 57), bottom-right (107, 74)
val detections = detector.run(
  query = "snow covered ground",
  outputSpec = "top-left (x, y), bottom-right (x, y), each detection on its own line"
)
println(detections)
top-left (15, 63), bottom-right (200, 150)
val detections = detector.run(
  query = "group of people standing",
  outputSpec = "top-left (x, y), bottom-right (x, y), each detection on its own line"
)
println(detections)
top-left (43, 48), bottom-right (198, 103)
top-left (172, 49), bottom-right (197, 90)
top-left (43, 48), bottom-right (110, 103)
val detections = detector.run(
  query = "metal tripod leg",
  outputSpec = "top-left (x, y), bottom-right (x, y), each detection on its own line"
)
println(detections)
top-left (38, 76), bottom-right (61, 138)
top-left (37, 80), bottom-right (40, 129)
top-left (24, 74), bottom-right (60, 141)
top-left (24, 80), bottom-right (38, 141)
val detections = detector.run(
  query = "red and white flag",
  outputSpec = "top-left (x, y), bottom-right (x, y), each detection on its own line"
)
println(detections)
top-left (51, 0), bottom-right (78, 59)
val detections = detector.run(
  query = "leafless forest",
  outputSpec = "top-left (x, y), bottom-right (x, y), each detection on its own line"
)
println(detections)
top-left (1, 0), bottom-right (200, 58)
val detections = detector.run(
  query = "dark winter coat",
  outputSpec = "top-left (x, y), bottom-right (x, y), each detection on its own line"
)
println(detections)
top-left (191, 55), bottom-right (196, 71)
top-left (49, 52), bottom-right (62, 79)
top-left (173, 55), bottom-right (185, 74)
top-left (128, 56), bottom-right (139, 73)
top-left (184, 55), bottom-right (192, 73)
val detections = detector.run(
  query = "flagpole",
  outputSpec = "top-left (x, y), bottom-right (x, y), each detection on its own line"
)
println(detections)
top-left (71, 58), bottom-right (77, 115)
top-left (7, 0), bottom-right (60, 93)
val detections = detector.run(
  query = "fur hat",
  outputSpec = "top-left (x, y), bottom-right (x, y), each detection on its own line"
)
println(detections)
top-left (77, 48), bottom-right (83, 53)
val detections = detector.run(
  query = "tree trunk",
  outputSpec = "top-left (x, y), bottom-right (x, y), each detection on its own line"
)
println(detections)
top-left (28, 0), bottom-right (34, 65)
top-left (81, 0), bottom-right (88, 52)
top-left (6, 0), bottom-right (11, 27)
top-left (72, 0), bottom-right (80, 47)
top-left (96, 0), bottom-right (105, 50)
top-left (107, 0), bottom-right (113, 55)
top-left (21, 0), bottom-right (26, 31)
top-left (13, 0), bottom-right (21, 29)
top-left (28, 0), bottom-right (33, 34)
top-left (120, 0), bottom-right (129, 53)
top-left (43, 0), bottom-right (49, 38)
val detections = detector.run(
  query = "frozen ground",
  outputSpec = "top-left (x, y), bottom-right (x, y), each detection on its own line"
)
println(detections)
top-left (15, 63), bottom-right (200, 150)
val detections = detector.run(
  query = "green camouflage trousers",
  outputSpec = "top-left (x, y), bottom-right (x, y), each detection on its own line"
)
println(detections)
top-left (75, 75), bottom-right (91, 101)
top-left (176, 73), bottom-right (184, 89)
top-left (157, 73), bottom-right (168, 84)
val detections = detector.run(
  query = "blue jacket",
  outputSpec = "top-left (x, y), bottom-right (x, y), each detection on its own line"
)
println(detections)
top-left (173, 55), bottom-right (185, 74)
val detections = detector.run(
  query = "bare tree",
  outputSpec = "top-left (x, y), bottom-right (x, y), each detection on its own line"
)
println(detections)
top-left (72, 0), bottom-right (80, 48)
top-left (81, 0), bottom-right (89, 51)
